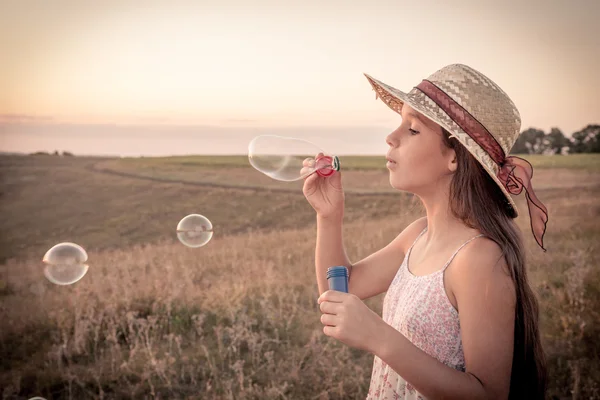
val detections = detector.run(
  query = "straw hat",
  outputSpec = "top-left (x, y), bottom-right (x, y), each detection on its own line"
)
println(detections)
top-left (364, 64), bottom-right (548, 251)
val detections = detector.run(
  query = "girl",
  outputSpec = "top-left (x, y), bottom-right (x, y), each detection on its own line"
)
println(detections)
top-left (303, 64), bottom-right (549, 399)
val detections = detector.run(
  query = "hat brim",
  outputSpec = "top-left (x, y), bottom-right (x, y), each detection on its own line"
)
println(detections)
top-left (364, 73), bottom-right (519, 217)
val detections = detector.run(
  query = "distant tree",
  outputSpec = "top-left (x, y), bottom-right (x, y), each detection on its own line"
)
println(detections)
top-left (53, 150), bottom-right (59, 156)
top-left (62, 151), bottom-right (74, 157)
top-left (511, 128), bottom-right (546, 154)
top-left (545, 127), bottom-right (570, 155)
top-left (570, 124), bottom-right (600, 153)
top-left (30, 151), bottom-right (50, 156)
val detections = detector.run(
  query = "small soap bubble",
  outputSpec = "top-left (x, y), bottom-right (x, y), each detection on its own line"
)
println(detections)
top-left (176, 214), bottom-right (213, 248)
top-left (28, 397), bottom-right (47, 400)
top-left (42, 242), bottom-right (89, 285)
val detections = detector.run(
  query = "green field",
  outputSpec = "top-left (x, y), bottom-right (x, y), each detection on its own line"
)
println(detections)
top-left (115, 153), bottom-right (600, 170)
top-left (88, 153), bottom-right (600, 196)
top-left (0, 153), bottom-right (599, 399)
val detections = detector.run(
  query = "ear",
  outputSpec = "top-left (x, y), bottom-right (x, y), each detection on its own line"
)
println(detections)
top-left (447, 149), bottom-right (458, 172)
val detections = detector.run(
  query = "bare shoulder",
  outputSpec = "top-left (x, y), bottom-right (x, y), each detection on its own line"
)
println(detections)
top-left (448, 236), bottom-right (516, 304)
top-left (453, 236), bottom-right (509, 275)
top-left (397, 216), bottom-right (428, 253)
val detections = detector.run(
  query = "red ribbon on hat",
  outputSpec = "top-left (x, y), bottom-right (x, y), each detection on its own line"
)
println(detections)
top-left (415, 80), bottom-right (548, 252)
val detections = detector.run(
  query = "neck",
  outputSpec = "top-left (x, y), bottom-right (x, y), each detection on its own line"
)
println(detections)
top-left (414, 182), bottom-right (473, 246)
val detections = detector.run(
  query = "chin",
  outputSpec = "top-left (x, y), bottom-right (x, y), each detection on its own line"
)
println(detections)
top-left (389, 178), bottom-right (404, 191)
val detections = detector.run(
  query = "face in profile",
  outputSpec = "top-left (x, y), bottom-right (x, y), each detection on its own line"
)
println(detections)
top-left (385, 104), bottom-right (457, 194)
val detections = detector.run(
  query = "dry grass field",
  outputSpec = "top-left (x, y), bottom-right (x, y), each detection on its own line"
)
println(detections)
top-left (1, 153), bottom-right (599, 399)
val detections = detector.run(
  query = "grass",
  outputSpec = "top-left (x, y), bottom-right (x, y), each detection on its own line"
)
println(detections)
top-left (89, 154), bottom-right (600, 195)
top-left (113, 153), bottom-right (600, 171)
top-left (0, 153), bottom-right (599, 399)
top-left (518, 153), bottom-right (600, 170)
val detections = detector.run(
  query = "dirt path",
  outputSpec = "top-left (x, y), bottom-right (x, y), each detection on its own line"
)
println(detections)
top-left (86, 161), bottom-right (401, 196)
top-left (86, 158), bottom-right (600, 196)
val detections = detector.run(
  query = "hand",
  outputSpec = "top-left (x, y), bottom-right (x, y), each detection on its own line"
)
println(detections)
top-left (301, 153), bottom-right (345, 218)
top-left (317, 290), bottom-right (386, 354)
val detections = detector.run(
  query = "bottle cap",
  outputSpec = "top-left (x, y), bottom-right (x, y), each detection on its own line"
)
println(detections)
top-left (327, 266), bottom-right (348, 279)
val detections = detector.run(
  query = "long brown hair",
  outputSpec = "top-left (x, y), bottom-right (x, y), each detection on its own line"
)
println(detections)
top-left (438, 127), bottom-right (548, 399)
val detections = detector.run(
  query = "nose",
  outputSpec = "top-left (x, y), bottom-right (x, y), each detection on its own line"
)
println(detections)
top-left (386, 128), bottom-right (400, 148)
top-left (385, 135), bottom-right (394, 148)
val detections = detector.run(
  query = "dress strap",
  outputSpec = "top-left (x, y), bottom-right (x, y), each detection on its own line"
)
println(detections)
top-left (407, 226), bottom-right (428, 254)
top-left (441, 233), bottom-right (487, 271)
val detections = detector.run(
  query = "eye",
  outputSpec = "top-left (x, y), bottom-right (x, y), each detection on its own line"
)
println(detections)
top-left (409, 128), bottom-right (419, 135)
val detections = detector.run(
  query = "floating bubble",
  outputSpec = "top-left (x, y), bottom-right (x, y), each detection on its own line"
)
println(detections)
top-left (28, 397), bottom-right (47, 400)
top-left (248, 135), bottom-right (339, 182)
top-left (42, 242), bottom-right (89, 285)
top-left (177, 214), bottom-right (213, 248)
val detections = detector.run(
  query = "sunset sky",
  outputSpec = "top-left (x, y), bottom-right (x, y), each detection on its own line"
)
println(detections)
top-left (1, 0), bottom-right (598, 155)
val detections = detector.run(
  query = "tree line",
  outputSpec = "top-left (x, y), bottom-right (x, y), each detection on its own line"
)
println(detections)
top-left (510, 124), bottom-right (599, 155)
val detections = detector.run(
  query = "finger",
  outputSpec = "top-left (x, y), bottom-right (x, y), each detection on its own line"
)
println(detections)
top-left (318, 289), bottom-right (345, 304)
top-left (303, 171), bottom-right (319, 187)
top-left (319, 300), bottom-right (342, 315)
top-left (320, 313), bottom-right (337, 326)
top-left (323, 325), bottom-right (336, 337)
top-left (300, 166), bottom-right (311, 176)
top-left (303, 158), bottom-right (315, 167)
top-left (327, 170), bottom-right (343, 191)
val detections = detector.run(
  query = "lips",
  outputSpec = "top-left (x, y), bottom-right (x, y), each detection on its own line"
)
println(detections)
top-left (386, 156), bottom-right (397, 164)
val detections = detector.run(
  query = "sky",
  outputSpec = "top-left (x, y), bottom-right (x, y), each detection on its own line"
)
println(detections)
top-left (0, 0), bottom-right (598, 156)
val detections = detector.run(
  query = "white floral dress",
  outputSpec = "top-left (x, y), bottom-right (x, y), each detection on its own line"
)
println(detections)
top-left (367, 226), bottom-right (486, 399)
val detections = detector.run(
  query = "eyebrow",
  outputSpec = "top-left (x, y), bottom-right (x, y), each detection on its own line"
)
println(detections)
top-left (403, 108), bottom-right (425, 123)
top-left (402, 107), bottom-right (439, 132)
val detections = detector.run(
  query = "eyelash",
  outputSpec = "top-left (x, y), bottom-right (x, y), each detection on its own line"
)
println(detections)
top-left (409, 128), bottom-right (419, 135)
